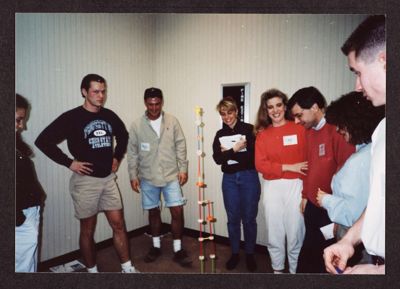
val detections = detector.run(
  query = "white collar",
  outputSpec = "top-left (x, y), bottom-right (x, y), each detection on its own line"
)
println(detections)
top-left (312, 117), bottom-right (326, 131)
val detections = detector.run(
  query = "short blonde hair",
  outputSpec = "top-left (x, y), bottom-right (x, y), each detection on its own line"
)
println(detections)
top-left (216, 96), bottom-right (238, 113)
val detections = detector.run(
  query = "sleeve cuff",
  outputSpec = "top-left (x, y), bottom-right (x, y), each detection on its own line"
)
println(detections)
top-left (321, 194), bottom-right (332, 208)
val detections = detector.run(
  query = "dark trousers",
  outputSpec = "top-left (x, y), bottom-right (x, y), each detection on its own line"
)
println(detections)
top-left (296, 200), bottom-right (336, 273)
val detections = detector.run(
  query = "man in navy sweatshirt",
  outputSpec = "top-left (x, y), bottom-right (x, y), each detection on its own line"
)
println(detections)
top-left (35, 74), bottom-right (138, 273)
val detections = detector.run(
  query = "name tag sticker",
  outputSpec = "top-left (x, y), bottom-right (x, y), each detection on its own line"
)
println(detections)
top-left (140, 142), bottom-right (150, 151)
top-left (283, 134), bottom-right (298, 146)
top-left (319, 143), bottom-right (326, 156)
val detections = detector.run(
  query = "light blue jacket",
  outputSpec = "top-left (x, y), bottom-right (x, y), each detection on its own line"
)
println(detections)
top-left (321, 143), bottom-right (371, 227)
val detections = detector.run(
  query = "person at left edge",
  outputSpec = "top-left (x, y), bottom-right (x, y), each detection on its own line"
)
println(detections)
top-left (16, 93), bottom-right (45, 272)
top-left (35, 74), bottom-right (139, 273)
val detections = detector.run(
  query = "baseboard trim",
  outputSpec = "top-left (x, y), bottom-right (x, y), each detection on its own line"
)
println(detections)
top-left (38, 223), bottom-right (267, 271)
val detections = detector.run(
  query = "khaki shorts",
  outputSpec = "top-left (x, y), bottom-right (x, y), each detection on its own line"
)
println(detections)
top-left (69, 172), bottom-right (122, 219)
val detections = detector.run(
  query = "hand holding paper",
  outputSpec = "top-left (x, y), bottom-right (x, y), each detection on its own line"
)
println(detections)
top-left (233, 136), bottom-right (247, 152)
top-left (219, 134), bottom-right (247, 152)
top-left (219, 134), bottom-right (247, 165)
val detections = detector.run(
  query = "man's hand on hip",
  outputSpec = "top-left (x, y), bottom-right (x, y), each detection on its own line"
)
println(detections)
top-left (69, 160), bottom-right (93, 175)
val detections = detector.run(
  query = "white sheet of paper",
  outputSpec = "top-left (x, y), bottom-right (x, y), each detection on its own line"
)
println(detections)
top-left (320, 223), bottom-right (335, 240)
top-left (219, 134), bottom-right (247, 152)
top-left (219, 134), bottom-right (246, 165)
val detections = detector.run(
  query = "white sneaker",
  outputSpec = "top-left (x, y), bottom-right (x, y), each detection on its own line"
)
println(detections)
top-left (122, 267), bottom-right (140, 273)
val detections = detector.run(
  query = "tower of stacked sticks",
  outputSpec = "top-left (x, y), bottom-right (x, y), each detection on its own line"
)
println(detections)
top-left (195, 106), bottom-right (217, 273)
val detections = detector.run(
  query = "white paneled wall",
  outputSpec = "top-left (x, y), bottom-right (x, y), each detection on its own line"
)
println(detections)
top-left (16, 13), bottom-right (365, 262)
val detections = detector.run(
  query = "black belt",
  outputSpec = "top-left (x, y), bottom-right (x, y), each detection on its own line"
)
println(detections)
top-left (371, 255), bottom-right (385, 265)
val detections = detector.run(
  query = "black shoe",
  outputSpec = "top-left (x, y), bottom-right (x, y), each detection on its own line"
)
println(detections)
top-left (144, 246), bottom-right (162, 263)
top-left (226, 254), bottom-right (240, 270)
top-left (246, 254), bottom-right (257, 272)
top-left (173, 249), bottom-right (192, 267)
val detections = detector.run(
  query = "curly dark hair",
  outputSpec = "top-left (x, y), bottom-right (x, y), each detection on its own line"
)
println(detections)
top-left (325, 91), bottom-right (385, 145)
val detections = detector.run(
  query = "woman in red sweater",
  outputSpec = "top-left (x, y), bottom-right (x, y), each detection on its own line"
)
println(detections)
top-left (255, 89), bottom-right (308, 274)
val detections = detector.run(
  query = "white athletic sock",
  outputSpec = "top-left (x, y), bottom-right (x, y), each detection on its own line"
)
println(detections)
top-left (87, 265), bottom-right (98, 273)
top-left (121, 260), bottom-right (136, 272)
top-left (173, 239), bottom-right (182, 253)
top-left (153, 236), bottom-right (161, 248)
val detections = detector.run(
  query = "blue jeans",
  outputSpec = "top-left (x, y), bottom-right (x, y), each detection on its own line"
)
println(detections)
top-left (222, 169), bottom-right (261, 254)
top-left (140, 179), bottom-right (186, 210)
